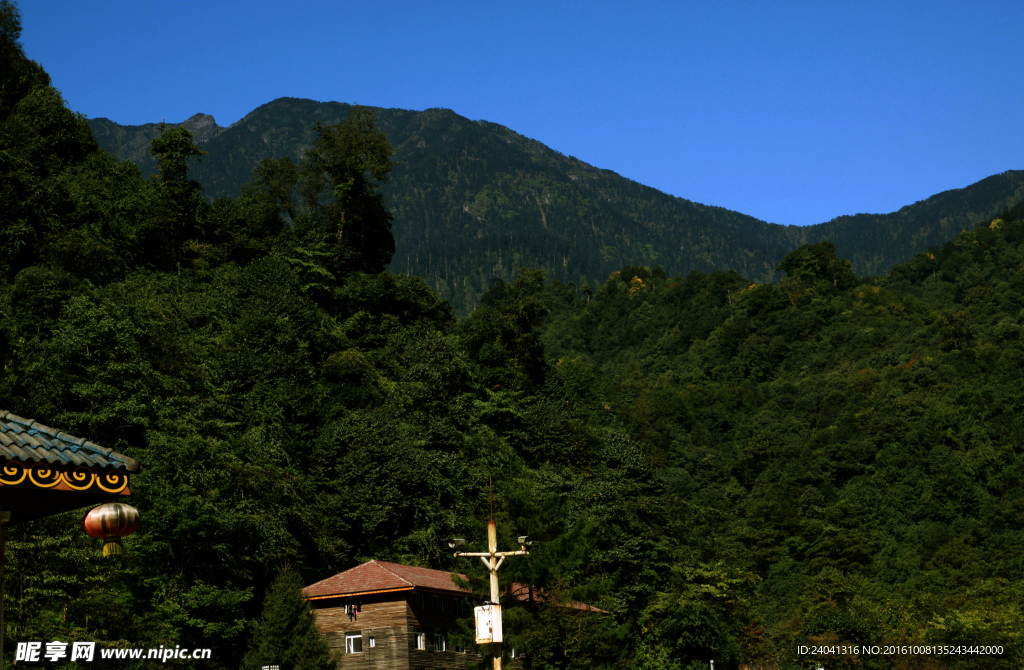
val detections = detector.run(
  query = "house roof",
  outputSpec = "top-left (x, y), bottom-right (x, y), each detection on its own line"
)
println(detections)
top-left (303, 560), bottom-right (469, 599)
top-left (0, 411), bottom-right (140, 472)
top-left (304, 560), bottom-right (605, 612)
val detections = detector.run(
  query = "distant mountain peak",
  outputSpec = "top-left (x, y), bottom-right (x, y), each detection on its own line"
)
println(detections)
top-left (178, 113), bottom-right (224, 143)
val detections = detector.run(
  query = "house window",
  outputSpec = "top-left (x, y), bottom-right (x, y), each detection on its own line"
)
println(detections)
top-left (412, 627), bottom-right (425, 650)
top-left (432, 595), bottom-right (444, 613)
top-left (434, 630), bottom-right (446, 652)
top-left (510, 648), bottom-right (519, 659)
top-left (412, 592), bottom-right (425, 609)
top-left (346, 634), bottom-right (362, 654)
top-left (453, 639), bottom-right (465, 654)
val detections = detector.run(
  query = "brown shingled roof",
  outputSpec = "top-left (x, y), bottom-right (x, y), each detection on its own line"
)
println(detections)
top-left (303, 560), bottom-right (469, 600)
top-left (303, 560), bottom-right (605, 612)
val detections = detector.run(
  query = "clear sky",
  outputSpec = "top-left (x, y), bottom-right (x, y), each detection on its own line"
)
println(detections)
top-left (19, 1), bottom-right (1024, 226)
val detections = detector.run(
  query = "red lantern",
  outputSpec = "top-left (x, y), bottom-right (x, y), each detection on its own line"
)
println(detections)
top-left (83, 503), bottom-right (140, 556)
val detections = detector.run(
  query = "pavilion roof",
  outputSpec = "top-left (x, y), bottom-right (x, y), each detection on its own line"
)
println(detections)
top-left (0, 411), bottom-right (140, 472)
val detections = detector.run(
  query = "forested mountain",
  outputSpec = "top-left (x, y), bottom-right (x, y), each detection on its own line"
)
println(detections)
top-left (531, 203), bottom-right (1024, 669)
top-left (4, 2), bottom-right (1024, 668)
top-left (88, 100), bottom-right (1024, 313)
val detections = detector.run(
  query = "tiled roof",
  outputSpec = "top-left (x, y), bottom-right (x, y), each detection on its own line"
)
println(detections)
top-left (304, 560), bottom-right (469, 599)
top-left (0, 411), bottom-right (141, 472)
top-left (304, 560), bottom-right (604, 612)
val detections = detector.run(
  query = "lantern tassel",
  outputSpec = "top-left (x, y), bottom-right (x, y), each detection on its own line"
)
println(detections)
top-left (102, 538), bottom-right (123, 557)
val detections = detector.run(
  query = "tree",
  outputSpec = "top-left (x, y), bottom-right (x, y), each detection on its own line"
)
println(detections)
top-left (0, 0), bottom-right (50, 122)
top-left (243, 107), bottom-right (397, 282)
top-left (460, 269), bottom-right (550, 390)
top-left (938, 309), bottom-right (975, 351)
top-left (296, 106), bottom-right (396, 274)
top-left (775, 240), bottom-right (859, 291)
top-left (242, 570), bottom-right (335, 670)
top-left (134, 124), bottom-right (211, 269)
top-left (250, 156), bottom-right (300, 223)
top-left (150, 124), bottom-right (208, 185)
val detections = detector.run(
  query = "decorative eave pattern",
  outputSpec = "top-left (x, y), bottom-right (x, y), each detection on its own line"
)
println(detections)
top-left (0, 411), bottom-right (141, 473)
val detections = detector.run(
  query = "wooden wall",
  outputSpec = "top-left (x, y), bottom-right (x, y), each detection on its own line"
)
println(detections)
top-left (313, 590), bottom-right (489, 670)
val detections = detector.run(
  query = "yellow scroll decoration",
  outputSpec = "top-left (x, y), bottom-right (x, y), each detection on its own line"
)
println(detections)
top-left (95, 470), bottom-right (129, 493)
top-left (0, 461), bottom-right (127, 493)
top-left (27, 465), bottom-right (62, 488)
top-left (60, 467), bottom-right (98, 491)
top-left (0, 461), bottom-right (27, 486)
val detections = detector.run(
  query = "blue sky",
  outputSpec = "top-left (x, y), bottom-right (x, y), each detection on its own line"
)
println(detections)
top-left (20, 1), bottom-right (1024, 226)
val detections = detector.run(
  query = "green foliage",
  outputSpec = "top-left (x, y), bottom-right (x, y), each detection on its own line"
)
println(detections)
top-left (150, 124), bottom-right (208, 185)
top-left (6, 512), bottom-right (175, 666)
top-left (459, 269), bottom-right (551, 391)
top-left (245, 106), bottom-right (397, 275)
top-left (0, 0), bottom-right (50, 122)
top-left (776, 240), bottom-right (859, 291)
top-left (535, 210), bottom-right (1024, 667)
top-left (242, 570), bottom-right (335, 670)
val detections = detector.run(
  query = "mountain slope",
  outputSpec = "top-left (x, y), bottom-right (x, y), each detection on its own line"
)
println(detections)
top-left (88, 99), bottom-right (1024, 312)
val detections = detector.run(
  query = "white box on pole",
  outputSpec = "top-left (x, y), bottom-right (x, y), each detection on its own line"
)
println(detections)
top-left (474, 604), bottom-right (502, 643)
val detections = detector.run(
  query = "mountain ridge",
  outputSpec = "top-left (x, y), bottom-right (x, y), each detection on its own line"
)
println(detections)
top-left (88, 98), bottom-right (1024, 312)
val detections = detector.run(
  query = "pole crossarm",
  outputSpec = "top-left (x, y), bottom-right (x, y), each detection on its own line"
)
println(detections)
top-left (451, 519), bottom-right (530, 670)
top-left (454, 549), bottom-right (530, 559)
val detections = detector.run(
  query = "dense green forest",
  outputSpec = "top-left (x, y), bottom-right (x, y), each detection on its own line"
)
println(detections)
top-left (2, 3), bottom-right (1023, 669)
top-left (88, 101), bottom-right (1024, 315)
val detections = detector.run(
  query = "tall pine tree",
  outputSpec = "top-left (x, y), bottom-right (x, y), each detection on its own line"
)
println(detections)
top-left (242, 570), bottom-right (335, 670)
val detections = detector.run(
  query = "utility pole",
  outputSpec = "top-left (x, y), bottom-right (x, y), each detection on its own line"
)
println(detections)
top-left (449, 479), bottom-right (531, 670)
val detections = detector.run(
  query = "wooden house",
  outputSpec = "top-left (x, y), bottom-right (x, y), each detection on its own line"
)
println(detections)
top-left (304, 560), bottom-right (606, 670)
top-left (303, 560), bottom-right (482, 670)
